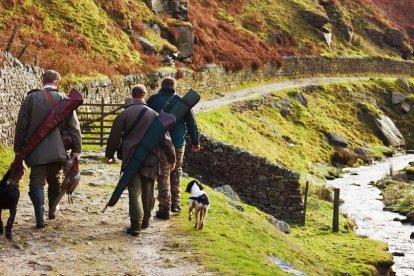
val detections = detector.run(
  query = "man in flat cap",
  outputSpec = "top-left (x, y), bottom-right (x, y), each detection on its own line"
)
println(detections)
top-left (14, 70), bottom-right (82, 228)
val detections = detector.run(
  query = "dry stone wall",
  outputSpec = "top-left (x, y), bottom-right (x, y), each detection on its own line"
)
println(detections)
top-left (183, 135), bottom-right (304, 223)
top-left (75, 56), bottom-right (414, 106)
top-left (0, 52), bottom-right (43, 146)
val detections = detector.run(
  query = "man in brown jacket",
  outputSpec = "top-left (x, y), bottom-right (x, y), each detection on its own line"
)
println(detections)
top-left (105, 84), bottom-right (175, 236)
top-left (14, 70), bottom-right (82, 228)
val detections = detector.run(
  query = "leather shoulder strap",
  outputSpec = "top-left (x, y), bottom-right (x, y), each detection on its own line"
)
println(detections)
top-left (43, 89), bottom-right (57, 108)
top-left (122, 107), bottom-right (148, 139)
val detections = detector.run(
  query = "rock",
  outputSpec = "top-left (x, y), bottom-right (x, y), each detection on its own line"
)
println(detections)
top-left (81, 169), bottom-right (95, 176)
top-left (384, 28), bottom-right (405, 48)
top-left (411, 232), bottom-right (414, 239)
top-left (393, 217), bottom-right (402, 222)
top-left (401, 102), bottom-right (411, 113)
top-left (295, 91), bottom-right (308, 107)
top-left (405, 210), bottom-right (414, 223)
top-left (374, 115), bottom-right (405, 147)
top-left (145, 0), bottom-right (170, 15)
top-left (397, 78), bottom-right (412, 92)
top-left (354, 146), bottom-right (374, 163)
top-left (392, 252), bottom-right (405, 256)
top-left (228, 201), bottom-right (244, 212)
top-left (169, 0), bottom-right (189, 20)
top-left (391, 92), bottom-right (406, 105)
top-left (138, 36), bottom-right (157, 54)
top-left (280, 107), bottom-right (291, 118)
top-left (302, 10), bottom-right (329, 29)
top-left (327, 133), bottom-right (349, 148)
top-left (214, 185), bottom-right (241, 201)
top-left (268, 217), bottom-right (291, 234)
top-left (331, 148), bottom-right (357, 166)
top-left (174, 25), bottom-right (194, 58)
top-left (365, 27), bottom-right (385, 47)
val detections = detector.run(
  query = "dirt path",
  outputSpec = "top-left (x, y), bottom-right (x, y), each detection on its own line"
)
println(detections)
top-left (0, 76), bottom-right (371, 275)
top-left (0, 152), bottom-right (205, 275)
top-left (194, 76), bottom-right (370, 113)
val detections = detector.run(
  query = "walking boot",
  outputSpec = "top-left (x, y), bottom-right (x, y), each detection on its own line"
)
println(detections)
top-left (155, 209), bottom-right (170, 220)
top-left (48, 185), bottom-right (60, 220)
top-left (171, 203), bottom-right (182, 213)
top-left (126, 224), bottom-right (140, 236)
top-left (29, 188), bottom-right (47, 228)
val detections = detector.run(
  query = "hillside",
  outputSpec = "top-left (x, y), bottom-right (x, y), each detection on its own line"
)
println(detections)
top-left (0, 0), bottom-right (413, 79)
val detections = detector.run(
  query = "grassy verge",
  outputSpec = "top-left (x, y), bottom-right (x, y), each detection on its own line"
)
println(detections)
top-left (170, 177), bottom-right (392, 275)
top-left (374, 172), bottom-right (414, 215)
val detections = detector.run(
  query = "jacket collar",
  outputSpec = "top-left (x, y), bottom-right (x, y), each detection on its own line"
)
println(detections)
top-left (125, 98), bottom-right (147, 108)
top-left (158, 86), bottom-right (176, 96)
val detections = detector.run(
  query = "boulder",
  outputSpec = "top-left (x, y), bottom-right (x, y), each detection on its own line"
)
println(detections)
top-left (327, 133), bottom-right (349, 148)
top-left (145, 0), bottom-right (170, 14)
top-left (302, 10), bottom-right (329, 29)
top-left (354, 146), bottom-right (374, 163)
top-left (391, 92), bottom-right (406, 105)
top-left (138, 36), bottom-right (157, 54)
top-left (365, 28), bottom-right (385, 47)
top-left (374, 114), bottom-right (405, 147)
top-left (268, 217), bottom-right (291, 234)
top-left (331, 148), bottom-right (357, 166)
top-left (406, 210), bottom-right (414, 224)
top-left (174, 25), bottom-right (194, 58)
top-left (214, 185), bottom-right (241, 201)
top-left (397, 78), bottom-right (412, 92)
top-left (295, 91), bottom-right (308, 107)
top-left (280, 107), bottom-right (292, 118)
top-left (384, 28), bottom-right (405, 48)
top-left (169, 0), bottom-right (189, 21)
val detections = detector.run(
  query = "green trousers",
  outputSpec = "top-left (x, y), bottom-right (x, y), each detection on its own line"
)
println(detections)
top-left (128, 173), bottom-right (155, 229)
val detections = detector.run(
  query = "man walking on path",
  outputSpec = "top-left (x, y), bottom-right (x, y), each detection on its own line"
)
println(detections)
top-left (147, 77), bottom-right (200, 219)
top-left (105, 84), bottom-right (176, 236)
top-left (14, 70), bottom-right (82, 228)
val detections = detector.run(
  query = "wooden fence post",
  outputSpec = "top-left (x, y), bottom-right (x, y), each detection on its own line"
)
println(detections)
top-left (100, 97), bottom-right (104, 147)
top-left (302, 181), bottom-right (310, 226)
top-left (17, 42), bottom-right (29, 59)
top-left (5, 26), bottom-right (18, 52)
top-left (332, 188), bottom-right (340, 232)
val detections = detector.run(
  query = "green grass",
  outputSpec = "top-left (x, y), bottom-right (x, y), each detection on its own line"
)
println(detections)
top-left (0, 144), bottom-right (14, 176)
top-left (197, 81), bottom-right (391, 173)
top-left (171, 178), bottom-right (392, 275)
top-left (375, 175), bottom-right (414, 215)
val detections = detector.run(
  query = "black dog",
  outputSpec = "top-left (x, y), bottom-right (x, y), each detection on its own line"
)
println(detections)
top-left (0, 170), bottom-right (20, 239)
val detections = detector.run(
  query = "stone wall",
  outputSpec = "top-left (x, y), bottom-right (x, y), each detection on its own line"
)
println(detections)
top-left (183, 135), bottom-right (304, 223)
top-left (0, 52), bottom-right (43, 147)
top-left (74, 56), bottom-right (414, 106)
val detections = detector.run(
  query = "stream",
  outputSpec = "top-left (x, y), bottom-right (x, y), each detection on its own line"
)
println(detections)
top-left (327, 154), bottom-right (414, 276)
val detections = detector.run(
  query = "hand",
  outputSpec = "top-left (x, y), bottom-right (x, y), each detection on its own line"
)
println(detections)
top-left (71, 152), bottom-right (81, 159)
top-left (191, 144), bottom-right (201, 152)
top-left (106, 157), bottom-right (115, 164)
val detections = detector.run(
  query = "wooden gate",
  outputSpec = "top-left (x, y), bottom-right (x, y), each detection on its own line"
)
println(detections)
top-left (77, 97), bottom-right (124, 146)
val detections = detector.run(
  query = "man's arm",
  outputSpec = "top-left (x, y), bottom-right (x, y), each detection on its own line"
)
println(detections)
top-left (161, 132), bottom-right (176, 164)
top-left (105, 113), bottom-right (125, 159)
top-left (14, 96), bottom-right (31, 153)
top-left (184, 109), bottom-right (200, 146)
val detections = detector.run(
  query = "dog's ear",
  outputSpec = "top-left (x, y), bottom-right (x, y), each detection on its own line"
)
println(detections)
top-left (185, 181), bottom-right (195, 193)
top-left (196, 181), bottom-right (203, 190)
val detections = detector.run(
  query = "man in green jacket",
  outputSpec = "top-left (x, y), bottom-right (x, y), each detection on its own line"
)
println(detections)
top-left (147, 77), bottom-right (200, 219)
top-left (105, 84), bottom-right (176, 236)
top-left (14, 70), bottom-right (82, 228)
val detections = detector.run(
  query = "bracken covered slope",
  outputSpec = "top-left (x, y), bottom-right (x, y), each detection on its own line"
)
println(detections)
top-left (0, 0), bottom-right (412, 78)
